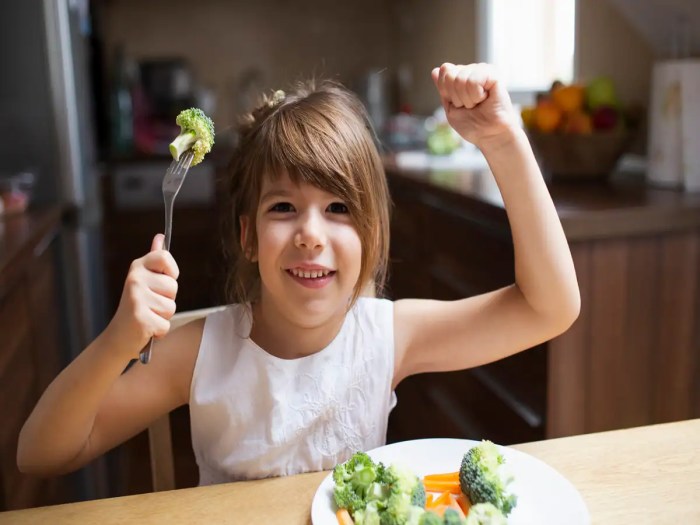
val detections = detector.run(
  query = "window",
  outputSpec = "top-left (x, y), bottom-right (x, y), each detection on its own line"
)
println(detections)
top-left (477, 0), bottom-right (577, 103)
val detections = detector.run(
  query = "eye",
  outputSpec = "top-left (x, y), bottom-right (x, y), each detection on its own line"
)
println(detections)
top-left (269, 202), bottom-right (295, 213)
top-left (327, 202), bottom-right (349, 214)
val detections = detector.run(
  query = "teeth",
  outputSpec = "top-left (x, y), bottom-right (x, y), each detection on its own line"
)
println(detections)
top-left (289, 268), bottom-right (331, 278)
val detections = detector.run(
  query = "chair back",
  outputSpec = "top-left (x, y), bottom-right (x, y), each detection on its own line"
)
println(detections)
top-left (148, 306), bottom-right (227, 491)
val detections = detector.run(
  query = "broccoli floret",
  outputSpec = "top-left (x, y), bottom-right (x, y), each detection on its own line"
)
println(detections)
top-left (464, 503), bottom-right (507, 525)
top-left (443, 508), bottom-right (466, 525)
top-left (418, 512), bottom-right (443, 525)
top-left (377, 464), bottom-right (427, 525)
top-left (354, 500), bottom-right (382, 525)
top-left (333, 483), bottom-right (366, 514)
top-left (169, 107), bottom-right (215, 166)
top-left (459, 441), bottom-right (517, 516)
top-left (333, 452), bottom-right (381, 514)
top-left (411, 479), bottom-right (427, 507)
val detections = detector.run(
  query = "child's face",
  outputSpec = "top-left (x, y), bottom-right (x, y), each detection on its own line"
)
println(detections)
top-left (251, 171), bottom-right (362, 324)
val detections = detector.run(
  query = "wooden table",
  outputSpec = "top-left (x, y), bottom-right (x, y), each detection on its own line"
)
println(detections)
top-left (2, 419), bottom-right (698, 524)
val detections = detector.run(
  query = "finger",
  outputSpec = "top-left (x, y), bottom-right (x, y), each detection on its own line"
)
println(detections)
top-left (146, 273), bottom-right (178, 300)
top-left (465, 65), bottom-right (490, 107)
top-left (437, 63), bottom-right (453, 100)
top-left (455, 67), bottom-right (474, 108)
top-left (147, 291), bottom-right (177, 320)
top-left (448, 65), bottom-right (467, 109)
top-left (440, 63), bottom-right (462, 108)
top-left (431, 66), bottom-right (450, 113)
top-left (151, 233), bottom-right (165, 252)
top-left (143, 250), bottom-right (180, 279)
top-left (152, 316), bottom-right (171, 339)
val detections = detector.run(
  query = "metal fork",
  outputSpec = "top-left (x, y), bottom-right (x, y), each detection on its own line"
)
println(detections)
top-left (139, 151), bottom-right (195, 364)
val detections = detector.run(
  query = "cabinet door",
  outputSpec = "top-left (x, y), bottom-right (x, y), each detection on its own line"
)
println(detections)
top-left (0, 280), bottom-right (41, 511)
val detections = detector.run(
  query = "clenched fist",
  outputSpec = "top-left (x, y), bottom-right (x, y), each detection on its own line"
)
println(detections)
top-left (431, 63), bottom-right (520, 150)
top-left (108, 234), bottom-right (179, 359)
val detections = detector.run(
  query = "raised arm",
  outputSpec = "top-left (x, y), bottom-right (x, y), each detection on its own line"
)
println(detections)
top-left (17, 235), bottom-right (200, 476)
top-left (393, 63), bottom-right (580, 385)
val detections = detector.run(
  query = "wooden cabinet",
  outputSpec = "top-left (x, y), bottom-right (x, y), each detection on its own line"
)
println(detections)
top-left (0, 209), bottom-right (74, 511)
top-left (101, 167), bottom-right (226, 314)
top-left (385, 167), bottom-right (700, 445)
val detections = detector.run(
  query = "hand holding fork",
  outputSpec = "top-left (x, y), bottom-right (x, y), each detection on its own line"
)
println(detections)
top-left (138, 151), bottom-right (195, 364)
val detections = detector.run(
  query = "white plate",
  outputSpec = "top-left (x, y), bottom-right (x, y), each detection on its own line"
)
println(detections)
top-left (311, 438), bottom-right (590, 525)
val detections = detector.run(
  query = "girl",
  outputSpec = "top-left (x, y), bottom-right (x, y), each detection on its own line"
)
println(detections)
top-left (18, 63), bottom-right (580, 484)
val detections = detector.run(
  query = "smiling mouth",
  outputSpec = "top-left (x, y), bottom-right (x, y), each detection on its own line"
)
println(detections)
top-left (286, 268), bottom-right (336, 279)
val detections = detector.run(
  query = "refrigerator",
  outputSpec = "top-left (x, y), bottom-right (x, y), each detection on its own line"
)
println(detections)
top-left (1, 0), bottom-right (111, 502)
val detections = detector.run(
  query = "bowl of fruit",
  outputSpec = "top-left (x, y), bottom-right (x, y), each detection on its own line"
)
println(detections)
top-left (522, 77), bottom-right (640, 182)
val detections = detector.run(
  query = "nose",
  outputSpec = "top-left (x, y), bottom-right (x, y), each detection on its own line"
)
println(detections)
top-left (294, 209), bottom-right (326, 250)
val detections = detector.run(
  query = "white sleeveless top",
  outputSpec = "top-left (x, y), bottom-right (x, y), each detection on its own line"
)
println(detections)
top-left (189, 297), bottom-right (397, 485)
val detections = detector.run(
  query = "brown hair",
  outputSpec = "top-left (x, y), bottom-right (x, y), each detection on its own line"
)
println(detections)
top-left (222, 79), bottom-right (391, 307)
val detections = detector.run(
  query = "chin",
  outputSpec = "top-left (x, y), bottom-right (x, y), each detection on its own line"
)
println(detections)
top-left (286, 296), bottom-right (348, 326)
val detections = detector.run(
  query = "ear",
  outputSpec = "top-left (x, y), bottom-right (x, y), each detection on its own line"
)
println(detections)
top-left (239, 216), bottom-right (257, 262)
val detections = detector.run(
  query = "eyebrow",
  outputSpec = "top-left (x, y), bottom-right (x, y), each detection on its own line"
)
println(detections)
top-left (260, 189), bottom-right (293, 202)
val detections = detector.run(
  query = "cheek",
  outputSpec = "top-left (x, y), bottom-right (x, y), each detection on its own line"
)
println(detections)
top-left (336, 226), bottom-right (363, 273)
top-left (256, 222), bottom-right (291, 265)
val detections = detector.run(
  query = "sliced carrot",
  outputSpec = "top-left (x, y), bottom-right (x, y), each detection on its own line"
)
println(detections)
top-left (429, 490), bottom-right (453, 508)
top-left (455, 493), bottom-right (472, 516)
top-left (425, 493), bottom-right (434, 506)
top-left (424, 479), bottom-right (461, 494)
top-left (431, 504), bottom-right (449, 517)
top-left (336, 508), bottom-right (354, 525)
top-left (423, 471), bottom-right (459, 482)
top-left (448, 494), bottom-right (466, 519)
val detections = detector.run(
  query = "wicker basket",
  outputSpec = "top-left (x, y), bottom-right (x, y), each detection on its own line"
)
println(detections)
top-left (527, 130), bottom-right (633, 181)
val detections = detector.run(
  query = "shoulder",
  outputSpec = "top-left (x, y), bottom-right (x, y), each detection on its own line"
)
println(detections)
top-left (352, 297), bottom-right (394, 331)
top-left (354, 296), bottom-right (394, 313)
top-left (149, 305), bottom-right (238, 403)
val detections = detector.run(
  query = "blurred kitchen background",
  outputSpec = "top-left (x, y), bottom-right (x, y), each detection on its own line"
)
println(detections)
top-left (1, 0), bottom-right (699, 511)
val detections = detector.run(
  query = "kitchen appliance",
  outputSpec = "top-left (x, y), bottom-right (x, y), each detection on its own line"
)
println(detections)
top-left (608, 0), bottom-right (700, 191)
top-left (2, 0), bottom-right (109, 502)
top-left (139, 58), bottom-right (195, 118)
top-left (647, 60), bottom-right (700, 191)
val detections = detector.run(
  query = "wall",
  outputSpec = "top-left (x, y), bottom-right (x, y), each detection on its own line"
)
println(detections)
top-left (101, 0), bottom-right (395, 129)
top-left (576, 0), bottom-right (653, 107)
top-left (393, 0), bottom-right (477, 115)
top-left (100, 0), bottom-right (653, 123)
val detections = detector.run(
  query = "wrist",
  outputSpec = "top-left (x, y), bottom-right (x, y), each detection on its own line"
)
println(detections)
top-left (476, 125), bottom-right (526, 155)
top-left (99, 319), bottom-right (144, 363)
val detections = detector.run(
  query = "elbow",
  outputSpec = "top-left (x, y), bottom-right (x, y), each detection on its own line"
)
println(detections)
top-left (16, 426), bottom-right (65, 477)
top-left (16, 428), bottom-right (45, 476)
top-left (551, 290), bottom-right (581, 336)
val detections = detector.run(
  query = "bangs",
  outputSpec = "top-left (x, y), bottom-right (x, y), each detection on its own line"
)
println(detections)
top-left (252, 97), bottom-right (365, 211)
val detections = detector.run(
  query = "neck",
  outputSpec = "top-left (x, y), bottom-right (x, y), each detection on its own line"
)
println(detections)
top-left (249, 296), bottom-right (348, 360)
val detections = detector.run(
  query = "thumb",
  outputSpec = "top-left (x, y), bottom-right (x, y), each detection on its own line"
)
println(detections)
top-left (151, 233), bottom-right (165, 252)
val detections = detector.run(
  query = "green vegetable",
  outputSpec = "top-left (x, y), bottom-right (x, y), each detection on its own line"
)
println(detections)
top-left (463, 503), bottom-right (507, 525)
top-left (333, 453), bottom-right (427, 525)
top-left (459, 441), bottom-right (517, 516)
top-left (333, 452), bottom-right (381, 514)
top-left (442, 508), bottom-right (466, 525)
top-left (169, 107), bottom-right (215, 166)
top-left (418, 512), bottom-right (443, 525)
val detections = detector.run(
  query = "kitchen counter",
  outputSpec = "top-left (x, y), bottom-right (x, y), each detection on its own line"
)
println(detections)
top-left (1, 418), bottom-right (698, 524)
top-left (0, 206), bottom-right (63, 289)
top-left (384, 156), bottom-right (700, 443)
top-left (384, 156), bottom-right (700, 241)
top-left (0, 205), bottom-right (73, 510)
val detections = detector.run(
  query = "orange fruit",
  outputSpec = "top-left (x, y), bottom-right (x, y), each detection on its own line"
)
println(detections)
top-left (534, 101), bottom-right (563, 133)
top-left (521, 106), bottom-right (536, 129)
top-left (552, 84), bottom-right (585, 113)
top-left (563, 110), bottom-right (593, 134)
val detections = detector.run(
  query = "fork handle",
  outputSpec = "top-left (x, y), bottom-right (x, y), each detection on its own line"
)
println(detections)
top-left (139, 199), bottom-right (176, 364)
top-left (139, 338), bottom-right (156, 364)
